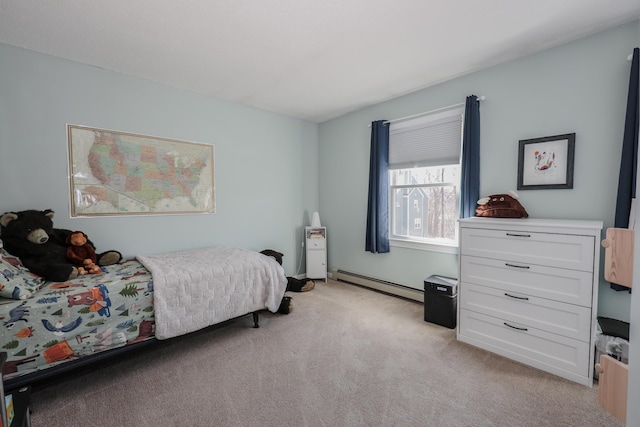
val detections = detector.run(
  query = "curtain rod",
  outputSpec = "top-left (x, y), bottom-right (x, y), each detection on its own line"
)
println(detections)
top-left (375, 95), bottom-right (486, 127)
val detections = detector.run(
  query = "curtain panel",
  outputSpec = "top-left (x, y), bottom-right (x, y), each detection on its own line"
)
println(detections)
top-left (615, 47), bottom-right (639, 229)
top-left (612, 47), bottom-right (638, 292)
top-left (365, 120), bottom-right (390, 253)
top-left (460, 95), bottom-right (481, 218)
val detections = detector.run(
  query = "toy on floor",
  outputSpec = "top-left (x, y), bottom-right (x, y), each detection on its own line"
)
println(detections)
top-left (66, 231), bottom-right (102, 275)
top-left (277, 296), bottom-right (293, 314)
top-left (0, 209), bottom-right (122, 282)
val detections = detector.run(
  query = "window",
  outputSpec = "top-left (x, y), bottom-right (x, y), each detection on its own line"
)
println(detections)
top-left (388, 107), bottom-right (463, 252)
top-left (390, 165), bottom-right (459, 246)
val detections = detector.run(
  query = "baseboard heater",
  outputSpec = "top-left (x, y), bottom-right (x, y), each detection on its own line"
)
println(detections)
top-left (332, 269), bottom-right (424, 303)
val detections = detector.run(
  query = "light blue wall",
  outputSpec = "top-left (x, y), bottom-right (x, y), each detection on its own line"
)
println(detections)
top-left (1, 23), bottom-right (636, 319)
top-left (318, 21), bottom-right (639, 322)
top-left (0, 43), bottom-right (319, 276)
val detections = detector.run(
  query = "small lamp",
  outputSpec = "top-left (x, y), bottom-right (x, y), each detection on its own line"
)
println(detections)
top-left (311, 211), bottom-right (321, 227)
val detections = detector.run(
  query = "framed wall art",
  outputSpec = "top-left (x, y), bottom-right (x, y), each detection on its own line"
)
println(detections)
top-left (517, 133), bottom-right (575, 190)
top-left (68, 125), bottom-right (215, 217)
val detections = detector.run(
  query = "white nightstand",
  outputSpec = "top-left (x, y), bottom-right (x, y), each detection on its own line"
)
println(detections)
top-left (305, 226), bottom-right (327, 281)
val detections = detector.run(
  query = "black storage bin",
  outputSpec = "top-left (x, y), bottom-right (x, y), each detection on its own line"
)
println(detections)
top-left (424, 275), bottom-right (458, 329)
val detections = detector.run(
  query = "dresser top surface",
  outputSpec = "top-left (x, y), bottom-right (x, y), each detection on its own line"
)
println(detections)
top-left (459, 217), bottom-right (603, 233)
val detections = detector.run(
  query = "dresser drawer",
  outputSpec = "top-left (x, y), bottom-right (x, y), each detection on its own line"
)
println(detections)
top-left (460, 255), bottom-right (593, 307)
top-left (460, 228), bottom-right (594, 271)
top-left (306, 238), bottom-right (326, 250)
top-left (460, 282), bottom-right (592, 341)
top-left (459, 310), bottom-right (590, 377)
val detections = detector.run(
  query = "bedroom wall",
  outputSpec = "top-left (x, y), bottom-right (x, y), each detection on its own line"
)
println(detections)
top-left (318, 20), bottom-right (639, 323)
top-left (0, 43), bottom-right (319, 276)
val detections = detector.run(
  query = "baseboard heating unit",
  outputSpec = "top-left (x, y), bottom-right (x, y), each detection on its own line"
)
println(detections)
top-left (332, 269), bottom-right (424, 303)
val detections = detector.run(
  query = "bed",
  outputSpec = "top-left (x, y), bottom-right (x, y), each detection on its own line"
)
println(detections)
top-left (0, 247), bottom-right (287, 390)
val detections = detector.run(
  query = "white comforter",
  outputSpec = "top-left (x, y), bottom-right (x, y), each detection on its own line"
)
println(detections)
top-left (137, 247), bottom-right (287, 340)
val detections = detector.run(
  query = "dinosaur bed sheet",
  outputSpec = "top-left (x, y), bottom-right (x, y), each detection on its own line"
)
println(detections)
top-left (0, 250), bottom-right (154, 381)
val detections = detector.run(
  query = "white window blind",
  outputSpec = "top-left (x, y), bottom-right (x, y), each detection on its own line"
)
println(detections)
top-left (388, 108), bottom-right (463, 170)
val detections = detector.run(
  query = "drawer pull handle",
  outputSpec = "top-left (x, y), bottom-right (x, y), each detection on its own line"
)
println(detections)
top-left (505, 293), bottom-right (529, 300)
top-left (505, 263), bottom-right (530, 269)
top-left (504, 322), bottom-right (528, 331)
top-left (505, 233), bottom-right (531, 237)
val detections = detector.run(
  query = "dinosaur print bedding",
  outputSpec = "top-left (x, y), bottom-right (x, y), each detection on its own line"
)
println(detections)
top-left (1, 246), bottom-right (288, 386)
top-left (0, 250), bottom-right (154, 382)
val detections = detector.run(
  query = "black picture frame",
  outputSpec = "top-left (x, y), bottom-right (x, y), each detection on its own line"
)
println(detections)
top-left (517, 133), bottom-right (575, 190)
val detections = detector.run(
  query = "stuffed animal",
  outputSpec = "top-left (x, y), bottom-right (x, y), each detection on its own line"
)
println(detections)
top-left (66, 231), bottom-right (102, 275)
top-left (0, 209), bottom-right (122, 282)
top-left (475, 191), bottom-right (529, 218)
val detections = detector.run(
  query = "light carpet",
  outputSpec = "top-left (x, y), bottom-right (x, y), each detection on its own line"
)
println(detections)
top-left (28, 279), bottom-right (623, 426)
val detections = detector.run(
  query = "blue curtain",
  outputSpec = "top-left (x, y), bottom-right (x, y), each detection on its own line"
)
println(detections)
top-left (612, 47), bottom-right (638, 292)
top-left (460, 95), bottom-right (481, 218)
top-left (365, 120), bottom-right (390, 253)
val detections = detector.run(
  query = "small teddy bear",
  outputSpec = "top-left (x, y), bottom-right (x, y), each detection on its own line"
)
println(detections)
top-left (66, 231), bottom-right (102, 275)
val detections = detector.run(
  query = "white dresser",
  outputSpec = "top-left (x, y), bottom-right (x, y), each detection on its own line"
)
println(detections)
top-left (457, 217), bottom-right (603, 386)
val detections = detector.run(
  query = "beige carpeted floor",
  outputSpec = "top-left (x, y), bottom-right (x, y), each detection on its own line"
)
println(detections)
top-left (27, 279), bottom-right (623, 426)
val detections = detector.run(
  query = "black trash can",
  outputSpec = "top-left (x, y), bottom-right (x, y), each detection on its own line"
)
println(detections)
top-left (424, 275), bottom-right (458, 329)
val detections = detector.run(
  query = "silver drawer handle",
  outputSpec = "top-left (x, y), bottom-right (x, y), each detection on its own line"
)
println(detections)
top-left (505, 263), bottom-right (530, 269)
top-left (505, 233), bottom-right (531, 237)
top-left (504, 322), bottom-right (528, 331)
top-left (505, 293), bottom-right (529, 301)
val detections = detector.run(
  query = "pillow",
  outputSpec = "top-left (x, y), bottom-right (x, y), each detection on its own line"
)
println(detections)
top-left (475, 192), bottom-right (529, 218)
top-left (0, 249), bottom-right (46, 299)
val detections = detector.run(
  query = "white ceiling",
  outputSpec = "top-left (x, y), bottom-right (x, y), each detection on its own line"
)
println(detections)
top-left (1, 1), bottom-right (639, 123)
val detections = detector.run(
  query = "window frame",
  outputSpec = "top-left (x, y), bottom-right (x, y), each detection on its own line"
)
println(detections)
top-left (387, 107), bottom-right (464, 254)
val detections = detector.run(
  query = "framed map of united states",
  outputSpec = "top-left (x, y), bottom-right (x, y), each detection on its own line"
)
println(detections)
top-left (68, 125), bottom-right (215, 216)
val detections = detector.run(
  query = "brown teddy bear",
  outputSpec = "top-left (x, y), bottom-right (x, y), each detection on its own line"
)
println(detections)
top-left (66, 231), bottom-right (102, 275)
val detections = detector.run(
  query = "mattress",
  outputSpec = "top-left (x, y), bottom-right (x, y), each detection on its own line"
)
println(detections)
top-left (0, 252), bottom-right (154, 381)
